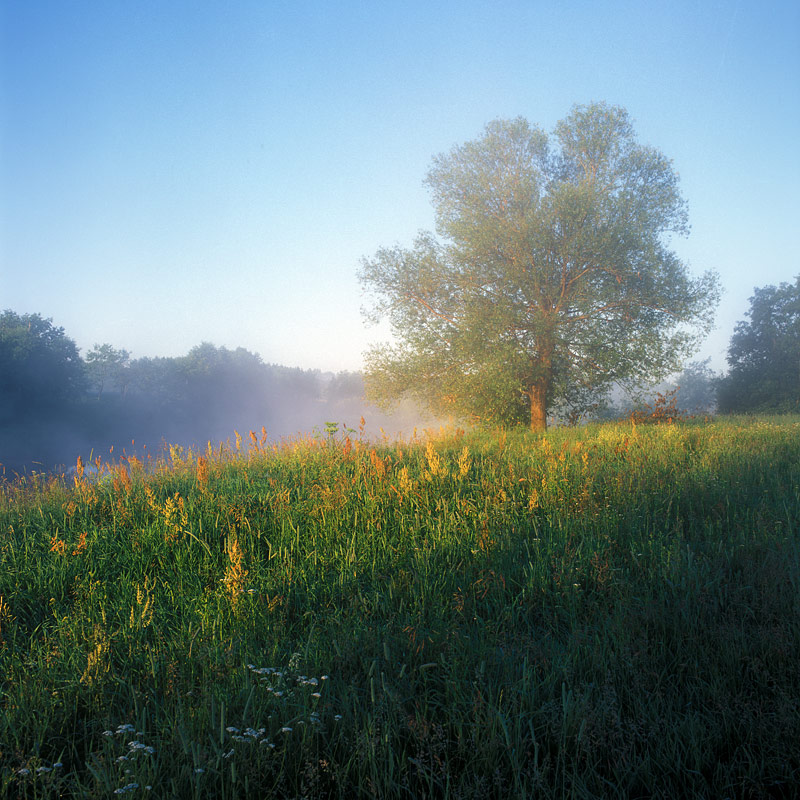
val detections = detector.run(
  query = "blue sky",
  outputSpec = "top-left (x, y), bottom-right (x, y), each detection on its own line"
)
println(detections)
top-left (2, 0), bottom-right (798, 374)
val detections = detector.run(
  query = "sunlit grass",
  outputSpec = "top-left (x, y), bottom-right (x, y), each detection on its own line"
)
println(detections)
top-left (1, 416), bottom-right (798, 797)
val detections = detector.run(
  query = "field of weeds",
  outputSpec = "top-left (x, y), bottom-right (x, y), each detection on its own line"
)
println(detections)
top-left (1, 416), bottom-right (798, 798)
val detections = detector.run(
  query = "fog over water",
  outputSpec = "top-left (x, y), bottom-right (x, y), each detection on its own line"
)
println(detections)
top-left (0, 327), bottom-right (440, 480)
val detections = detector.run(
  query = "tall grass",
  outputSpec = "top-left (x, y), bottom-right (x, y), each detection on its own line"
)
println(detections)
top-left (1, 416), bottom-right (798, 798)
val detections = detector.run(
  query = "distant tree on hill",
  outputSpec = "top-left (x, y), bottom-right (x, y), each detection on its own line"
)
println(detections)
top-left (0, 310), bottom-right (86, 422)
top-left (717, 277), bottom-right (800, 413)
top-left (360, 103), bottom-right (719, 430)
top-left (85, 343), bottom-right (131, 399)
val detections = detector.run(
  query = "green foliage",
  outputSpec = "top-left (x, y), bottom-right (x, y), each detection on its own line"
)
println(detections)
top-left (0, 310), bottom-right (86, 422)
top-left (718, 276), bottom-right (800, 413)
top-left (360, 103), bottom-right (720, 430)
top-left (1, 418), bottom-right (798, 797)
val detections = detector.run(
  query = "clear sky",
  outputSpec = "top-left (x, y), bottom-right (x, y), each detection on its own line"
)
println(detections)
top-left (2, 0), bottom-right (798, 374)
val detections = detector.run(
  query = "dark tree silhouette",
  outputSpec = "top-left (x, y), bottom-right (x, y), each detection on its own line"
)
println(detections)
top-left (0, 310), bottom-right (86, 423)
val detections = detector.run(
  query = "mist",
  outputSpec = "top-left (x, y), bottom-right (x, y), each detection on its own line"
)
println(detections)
top-left (0, 316), bottom-right (439, 480)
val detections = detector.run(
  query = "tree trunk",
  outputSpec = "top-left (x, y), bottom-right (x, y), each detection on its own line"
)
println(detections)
top-left (529, 383), bottom-right (547, 432)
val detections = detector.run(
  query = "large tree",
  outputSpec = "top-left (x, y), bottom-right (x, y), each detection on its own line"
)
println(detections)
top-left (360, 103), bottom-right (719, 430)
top-left (717, 277), bottom-right (800, 413)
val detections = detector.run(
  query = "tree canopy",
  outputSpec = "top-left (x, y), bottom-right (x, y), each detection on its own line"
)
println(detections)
top-left (717, 277), bottom-right (800, 413)
top-left (0, 310), bottom-right (86, 422)
top-left (360, 103), bottom-right (719, 430)
top-left (85, 343), bottom-right (131, 399)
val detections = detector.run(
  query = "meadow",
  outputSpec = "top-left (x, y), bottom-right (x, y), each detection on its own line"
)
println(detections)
top-left (1, 416), bottom-right (798, 799)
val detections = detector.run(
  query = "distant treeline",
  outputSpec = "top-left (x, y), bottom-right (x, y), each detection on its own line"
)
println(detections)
top-left (0, 311), bottom-right (420, 476)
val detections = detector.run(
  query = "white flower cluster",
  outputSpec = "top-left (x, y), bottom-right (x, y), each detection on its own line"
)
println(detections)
top-left (100, 722), bottom-right (155, 794)
top-left (205, 661), bottom-right (341, 766)
top-left (222, 725), bottom-right (278, 750)
top-left (16, 761), bottom-right (64, 778)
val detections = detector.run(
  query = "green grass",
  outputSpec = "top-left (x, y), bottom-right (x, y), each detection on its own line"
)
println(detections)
top-left (1, 416), bottom-right (798, 798)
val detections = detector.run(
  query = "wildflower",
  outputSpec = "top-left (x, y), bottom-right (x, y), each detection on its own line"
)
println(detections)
top-left (311, 692), bottom-right (322, 698)
top-left (280, 726), bottom-right (292, 733)
top-left (71, 531), bottom-right (88, 555)
top-left (225, 726), bottom-right (240, 734)
top-left (17, 768), bottom-right (31, 776)
top-left (53, 763), bottom-right (63, 769)
top-left (398, 466), bottom-right (413, 495)
top-left (223, 537), bottom-right (248, 606)
top-left (194, 768), bottom-right (204, 774)
top-left (37, 766), bottom-right (52, 773)
top-left (334, 714), bottom-right (342, 721)
top-left (321, 675), bottom-right (329, 681)
top-left (457, 445), bottom-right (472, 479)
